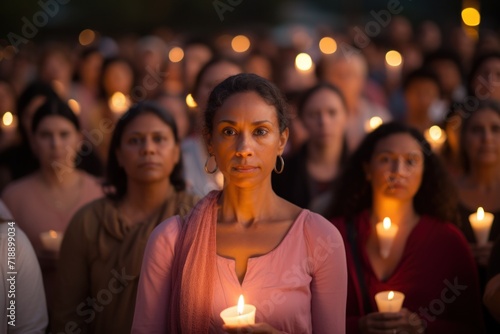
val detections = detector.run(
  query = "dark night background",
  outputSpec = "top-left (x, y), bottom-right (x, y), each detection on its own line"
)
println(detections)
top-left (0, 0), bottom-right (499, 44)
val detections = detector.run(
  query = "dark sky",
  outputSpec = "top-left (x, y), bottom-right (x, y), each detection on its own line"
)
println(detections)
top-left (1, 0), bottom-right (498, 44)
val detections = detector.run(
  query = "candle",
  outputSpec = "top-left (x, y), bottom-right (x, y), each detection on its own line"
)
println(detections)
top-left (40, 230), bottom-right (64, 252)
top-left (424, 125), bottom-right (447, 152)
top-left (364, 116), bottom-right (383, 133)
top-left (108, 92), bottom-right (131, 114)
top-left (220, 294), bottom-right (256, 326)
top-left (376, 217), bottom-right (398, 258)
top-left (469, 207), bottom-right (494, 245)
top-left (1, 111), bottom-right (17, 148)
top-left (375, 290), bottom-right (405, 312)
top-left (385, 50), bottom-right (403, 89)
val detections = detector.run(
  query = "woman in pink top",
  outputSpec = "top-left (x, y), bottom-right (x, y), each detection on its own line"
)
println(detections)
top-left (133, 73), bottom-right (347, 334)
top-left (1, 97), bottom-right (103, 310)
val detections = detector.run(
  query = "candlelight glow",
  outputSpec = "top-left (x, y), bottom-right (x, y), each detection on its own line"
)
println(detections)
top-left (478, 207), bottom-right (485, 220)
top-left (231, 35), bottom-right (250, 53)
top-left (109, 92), bottom-right (130, 114)
top-left (388, 291), bottom-right (395, 300)
top-left (2, 112), bottom-right (13, 126)
top-left (237, 295), bottom-right (244, 315)
top-left (385, 50), bottom-right (403, 67)
top-left (319, 37), bottom-right (337, 54)
top-left (68, 99), bottom-right (81, 115)
top-left (169, 47), bottom-right (184, 63)
top-left (295, 53), bottom-right (313, 72)
top-left (429, 125), bottom-right (443, 141)
top-left (79, 29), bottom-right (96, 46)
top-left (462, 8), bottom-right (480, 27)
top-left (383, 217), bottom-right (391, 230)
top-left (49, 230), bottom-right (58, 238)
top-left (185, 93), bottom-right (198, 108)
top-left (366, 116), bottom-right (383, 132)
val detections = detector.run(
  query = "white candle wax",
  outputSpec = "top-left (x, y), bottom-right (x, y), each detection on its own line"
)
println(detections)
top-left (220, 295), bottom-right (256, 326)
top-left (375, 290), bottom-right (405, 312)
top-left (40, 230), bottom-right (63, 252)
top-left (376, 217), bottom-right (398, 258)
top-left (469, 207), bottom-right (494, 245)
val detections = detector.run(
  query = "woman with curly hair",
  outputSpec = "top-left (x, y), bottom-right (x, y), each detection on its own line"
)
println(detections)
top-left (329, 122), bottom-right (484, 333)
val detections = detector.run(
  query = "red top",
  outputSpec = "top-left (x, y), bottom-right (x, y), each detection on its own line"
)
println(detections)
top-left (332, 211), bottom-right (485, 334)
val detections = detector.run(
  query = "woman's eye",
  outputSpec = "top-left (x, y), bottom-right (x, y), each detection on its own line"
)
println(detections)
top-left (222, 128), bottom-right (236, 136)
top-left (128, 137), bottom-right (140, 144)
top-left (254, 128), bottom-right (269, 136)
top-left (378, 155), bottom-right (391, 163)
top-left (153, 135), bottom-right (166, 143)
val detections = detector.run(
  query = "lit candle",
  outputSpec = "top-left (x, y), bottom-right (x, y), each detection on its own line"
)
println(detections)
top-left (375, 290), bottom-right (405, 312)
top-left (469, 207), bottom-right (494, 246)
top-left (40, 230), bottom-right (64, 252)
top-left (1, 111), bottom-right (17, 146)
top-left (364, 116), bottom-right (383, 133)
top-left (385, 50), bottom-right (403, 87)
top-left (376, 217), bottom-right (398, 258)
top-left (220, 294), bottom-right (256, 326)
top-left (424, 125), bottom-right (447, 152)
top-left (295, 53), bottom-right (314, 73)
top-left (108, 92), bottom-right (131, 114)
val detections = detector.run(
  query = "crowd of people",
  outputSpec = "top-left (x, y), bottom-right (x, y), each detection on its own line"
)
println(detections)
top-left (1, 14), bottom-right (500, 334)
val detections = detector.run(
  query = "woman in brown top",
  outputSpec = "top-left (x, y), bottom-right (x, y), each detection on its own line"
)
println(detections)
top-left (51, 101), bottom-right (198, 334)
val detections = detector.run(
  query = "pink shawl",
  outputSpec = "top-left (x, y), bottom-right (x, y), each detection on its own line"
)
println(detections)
top-left (169, 190), bottom-right (221, 333)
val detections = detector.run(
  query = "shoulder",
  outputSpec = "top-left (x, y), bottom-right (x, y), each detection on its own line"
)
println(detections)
top-left (300, 210), bottom-right (344, 249)
top-left (419, 216), bottom-right (470, 253)
top-left (1, 173), bottom-right (37, 197)
top-left (66, 197), bottom-right (111, 235)
top-left (148, 215), bottom-right (183, 250)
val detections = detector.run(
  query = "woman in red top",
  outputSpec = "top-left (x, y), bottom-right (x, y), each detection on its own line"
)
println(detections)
top-left (329, 122), bottom-right (485, 333)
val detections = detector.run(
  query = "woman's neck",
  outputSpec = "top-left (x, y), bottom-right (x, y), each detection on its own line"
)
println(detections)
top-left (467, 164), bottom-right (500, 189)
top-left (121, 179), bottom-right (174, 214)
top-left (307, 139), bottom-right (343, 166)
top-left (219, 183), bottom-right (277, 226)
top-left (39, 166), bottom-right (81, 188)
top-left (371, 196), bottom-right (418, 228)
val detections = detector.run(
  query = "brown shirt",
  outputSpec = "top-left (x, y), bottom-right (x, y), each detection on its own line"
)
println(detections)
top-left (51, 191), bottom-right (198, 334)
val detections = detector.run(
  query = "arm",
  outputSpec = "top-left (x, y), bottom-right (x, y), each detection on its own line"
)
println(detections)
top-left (50, 210), bottom-right (92, 334)
top-left (131, 216), bottom-right (181, 334)
top-left (484, 274), bottom-right (500, 322)
top-left (3, 225), bottom-right (48, 334)
top-left (309, 216), bottom-right (348, 334)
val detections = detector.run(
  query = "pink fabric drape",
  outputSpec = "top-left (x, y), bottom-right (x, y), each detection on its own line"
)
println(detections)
top-left (169, 190), bottom-right (221, 333)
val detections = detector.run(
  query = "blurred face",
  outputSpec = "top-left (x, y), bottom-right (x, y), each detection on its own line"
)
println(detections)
top-left (463, 109), bottom-right (500, 167)
top-left (300, 88), bottom-right (347, 148)
top-left (323, 56), bottom-right (366, 108)
top-left (157, 95), bottom-right (189, 140)
top-left (32, 116), bottom-right (82, 169)
top-left (40, 52), bottom-right (73, 83)
top-left (472, 58), bottom-right (500, 100)
top-left (103, 61), bottom-right (134, 96)
top-left (430, 60), bottom-right (461, 96)
top-left (207, 92), bottom-right (288, 188)
top-left (184, 44), bottom-right (213, 90)
top-left (116, 113), bottom-right (180, 184)
top-left (195, 62), bottom-right (242, 112)
top-left (405, 79), bottom-right (440, 118)
top-left (80, 52), bottom-right (103, 88)
top-left (365, 133), bottom-right (424, 202)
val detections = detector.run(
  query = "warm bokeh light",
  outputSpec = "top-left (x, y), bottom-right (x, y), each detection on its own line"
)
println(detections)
top-left (49, 230), bottom-right (58, 238)
top-left (185, 93), bottom-right (198, 108)
top-left (319, 37), bottom-right (337, 54)
top-left (385, 50), bottom-right (403, 67)
top-left (295, 53), bottom-right (313, 72)
top-left (428, 125), bottom-right (443, 141)
top-left (2, 112), bottom-right (13, 127)
top-left (68, 99), bottom-right (81, 115)
top-left (462, 7), bottom-right (481, 27)
top-left (383, 217), bottom-right (391, 230)
top-left (365, 116), bottom-right (383, 132)
top-left (108, 92), bottom-right (130, 114)
top-left (231, 35), bottom-right (251, 53)
top-left (169, 47), bottom-right (184, 63)
top-left (79, 29), bottom-right (96, 46)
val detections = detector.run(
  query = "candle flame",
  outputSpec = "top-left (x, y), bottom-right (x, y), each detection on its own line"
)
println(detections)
top-left (477, 207), bottom-right (485, 220)
top-left (2, 112), bottom-right (13, 126)
top-left (49, 230), bottom-right (58, 238)
top-left (109, 92), bottom-right (130, 113)
top-left (383, 217), bottom-right (391, 229)
top-left (369, 116), bottom-right (383, 130)
top-left (388, 291), bottom-right (395, 300)
top-left (428, 125), bottom-right (443, 141)
top-left (185, 93), bottom-right (198, 108)
top-left (237, 295), bottom-right (244, 315)
top-left (68, 99), bottom-right (81, 115)
top-left (385, 50), bottom-right (403, 67)
top-left (295, 53), bottom-right (313, 72)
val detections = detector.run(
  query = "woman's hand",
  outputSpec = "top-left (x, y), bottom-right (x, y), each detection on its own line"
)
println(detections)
top-left (359, 308), bottom-right (424, 334)
top-left (223, 322), bottom-right (281, 334)
top-left (470, 242), bottom-right (493, 267)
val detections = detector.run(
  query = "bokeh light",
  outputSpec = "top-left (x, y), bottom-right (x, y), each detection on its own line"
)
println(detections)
top-left (79, 29), bottom-right (96, 46)
top-left (462, 7), bottom-right (481, 27)
top-left (295, 53), bottom-right (313, 72)
top-left (169, 47), bottom-right (184, 63)
top-left (385, 50), bottom-right (403, 67)
top-left (319, 37), bottom-right (337, 54)
top-left (186, 93), bottom-right (198, 108)
top-left (231, 35), bottom-right (251, 53)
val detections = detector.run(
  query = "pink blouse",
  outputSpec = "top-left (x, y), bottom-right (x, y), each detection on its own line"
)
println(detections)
top-left (132, 209), bottom-right (347, 334)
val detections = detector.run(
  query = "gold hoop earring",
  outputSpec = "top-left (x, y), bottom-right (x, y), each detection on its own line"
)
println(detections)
top-left (274, 155), bottom-right (284, 174)
top-left (204, 155), bottom-right (218, 174)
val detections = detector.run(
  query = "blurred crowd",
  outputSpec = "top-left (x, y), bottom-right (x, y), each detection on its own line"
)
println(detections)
top-left (1, 14), bottom-right (500, 333)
